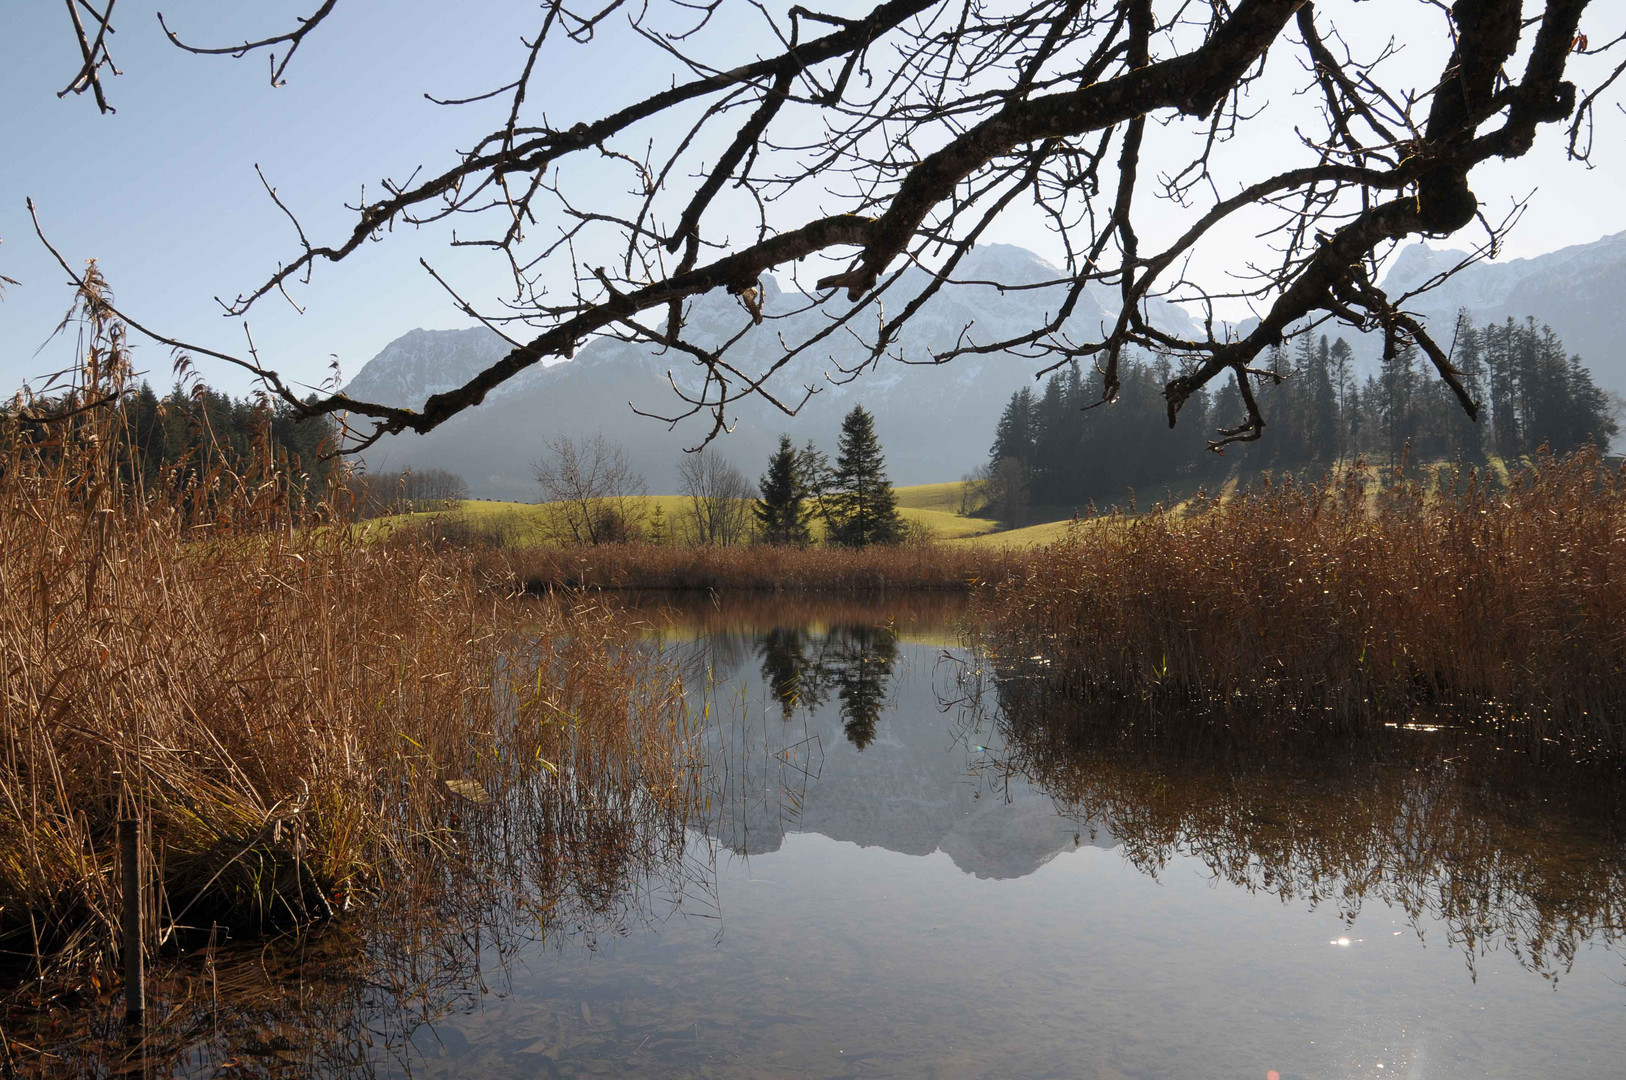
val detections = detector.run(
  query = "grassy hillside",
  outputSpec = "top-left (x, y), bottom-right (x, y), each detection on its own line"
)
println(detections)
top-left (365, 481), bottom-right (1087, 548)
top-left (954, 517), bottom-right (1079, 547)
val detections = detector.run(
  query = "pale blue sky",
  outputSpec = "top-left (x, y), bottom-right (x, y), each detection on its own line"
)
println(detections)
top-left (4, 1), bottom-right (1624, 399)
top-left (1, 0), bottom-right (673, 396)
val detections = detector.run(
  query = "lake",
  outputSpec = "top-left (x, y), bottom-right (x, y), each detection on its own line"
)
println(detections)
top-left (13, 593), bottom-right (1626, 1078)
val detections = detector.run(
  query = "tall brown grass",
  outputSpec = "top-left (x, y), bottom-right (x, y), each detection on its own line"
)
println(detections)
top-left (470, 538), bottom-right (1025, 593)
top-left (984, 453), bottom-right (1626, 751)
top-left (0, 268), bottom-right (691, 986)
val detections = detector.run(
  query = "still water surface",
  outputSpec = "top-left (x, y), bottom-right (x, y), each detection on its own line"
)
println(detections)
top-left (20, 594), bottom-right (1626, 1077)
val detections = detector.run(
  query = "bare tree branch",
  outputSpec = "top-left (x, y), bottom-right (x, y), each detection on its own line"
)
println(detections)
top-left (58, 0), bottom-right (120, 113)
top-left (38, 0), bottom-right (1626, 455)
top-left (157, 0), bottom-right (341, 88)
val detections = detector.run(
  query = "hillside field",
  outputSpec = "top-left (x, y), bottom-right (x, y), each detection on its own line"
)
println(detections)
top-left (365, 481), bottom-right (1079, 548)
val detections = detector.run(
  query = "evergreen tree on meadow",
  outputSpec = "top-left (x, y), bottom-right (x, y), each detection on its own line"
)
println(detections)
top-left (1483, 317), bottom-right (1520, 459)
top-left (989, 386), bottom-right (1037, 472)
top-left (1328, 336), bottom-right (1357, 463)
top-left (1303, 336), bottom-right (1339, 465)
top-left (987, 354), bottom-right (1221, 512)
top-left (827, 405), bottom-right (904, 547)
top-left (755, 434), bottom-right (813, 546)
top-left (646, 503), bottom-right (670, 545)
top-left (1565, 350), bottom-right (1616, 452)
top-left (975, 314), bottom-right (1613, 508)
top-left (1376, 344), bottom-right (1419, 469)
top-left (1024, 375), bottom-right (1064, 502)
top-left (1438, 314), bottom-right (1487, 462)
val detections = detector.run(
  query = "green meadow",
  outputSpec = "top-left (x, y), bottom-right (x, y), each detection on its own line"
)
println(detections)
top-left (364, 481), bottom-right (1081, 549)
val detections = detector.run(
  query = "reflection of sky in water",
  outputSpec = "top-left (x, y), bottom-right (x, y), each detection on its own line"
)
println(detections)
top-left (22, 597), bottom-right (1626, 1077)
top-left (395, 599), bottom-right (1624, 1080)
top-left (420, 826), bottom-right (1620, 1079)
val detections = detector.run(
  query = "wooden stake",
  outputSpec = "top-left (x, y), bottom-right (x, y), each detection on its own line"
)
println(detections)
top-left (120, 817), bottom-right (144, 1026)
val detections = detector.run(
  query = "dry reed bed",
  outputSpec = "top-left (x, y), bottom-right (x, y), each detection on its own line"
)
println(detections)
top-left (0, 276), bottom-right (692, 986)
top-left (475, 539), bottom-right (1026, 593)
top-left (984, 452), bottom-right (1626, 749)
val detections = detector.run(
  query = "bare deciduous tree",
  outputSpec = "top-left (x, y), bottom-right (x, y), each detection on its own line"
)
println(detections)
top-left (30, 2), bottom-right (1626, 455)
top-left (533, 434), bottom-right (647, 545)
top-left (969, 457), bottom-right (1032, 529)
top-left (347, 467), bottom-right (469, 518)
top-left (677, 450), bottom-right (754, 547)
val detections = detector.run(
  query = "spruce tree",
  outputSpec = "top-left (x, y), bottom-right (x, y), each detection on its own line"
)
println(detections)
top-left (1305, 336), bottom-right (1339, 465)
top-left (1377, 345), bottom-right (1419, 470)
top-left (989, 387), bottom-right (1037, 471)
top-left (646, 503), bottom-right (669, 545)
top-left (828, 406), bottom-right (904, 547)
top-left (1566, 351), bottom-right (1619, 451)
top-left (1329, 337), bottom-right (1355, 464)
top-left (1445, 316), bottom-right (1486, 462)
top-left (1028, 374), bottom-right (1071, 504)
top-left (755, 434), bottom-right (812, 546)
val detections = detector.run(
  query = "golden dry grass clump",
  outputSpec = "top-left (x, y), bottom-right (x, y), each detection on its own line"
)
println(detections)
top-left (986, 454), bottom-right (1626, 750)
top-left (0, 268), bottom-right (691, 982)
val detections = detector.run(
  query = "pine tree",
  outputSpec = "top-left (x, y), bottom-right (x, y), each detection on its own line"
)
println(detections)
top-left (1328, 337), bottom-right (1356, 464)
top-left (827, 405), bottom-right (904, 547)
top-left (755, 434), bottom-right (812, 546)
top-left (1344, 378), bottom-right (1364, 459)
top-left (989, 387), bottom-right (1037, 470)
top-left (1377, 344), bottom-right (1419, 470)
top-left (1297, 335), bottom-right (1338, 466)
top-left (1028, 373), bottom-right (1072, 503)
top-left (1566, 351), bottom-right (1618, 451)
top-left (646, 503), bottom-right (669, 545)
top-left (1484, 317), bottom-right (1520, 459)
top-left (1444, 315), bottom-right (1486, 461)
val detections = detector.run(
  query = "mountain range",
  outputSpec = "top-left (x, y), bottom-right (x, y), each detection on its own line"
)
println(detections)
top-left (346, 233), bottom-right (1626, 497)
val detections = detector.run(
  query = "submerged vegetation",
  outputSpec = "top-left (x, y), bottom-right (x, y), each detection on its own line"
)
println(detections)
top-left (985, 450), bottom-right (1626, 752)
top-left (0, 269), bottom-right (693, 988)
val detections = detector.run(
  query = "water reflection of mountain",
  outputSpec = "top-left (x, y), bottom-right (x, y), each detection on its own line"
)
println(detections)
top-left (686, 609), bottom-right (1626, 982)
top-left (700, 632), bottom-right (1112, 879)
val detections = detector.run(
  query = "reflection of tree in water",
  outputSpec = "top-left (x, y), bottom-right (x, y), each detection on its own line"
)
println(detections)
top-left (760, 627), bottom-right (822, 719)
top-left (830, 625), bottom-right (898, 750)
top-left (758, 624), bottom-right (898, 749)
top-left (977, 672), bottom-right (1626, 985)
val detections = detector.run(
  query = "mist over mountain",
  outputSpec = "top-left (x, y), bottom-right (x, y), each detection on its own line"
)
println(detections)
top-left (346, 237), bottom-right (1626, 497)
top-left (1374, 230), bottom-right (1626, 387)
top-left (345, 245), bottom-right (1203, 497)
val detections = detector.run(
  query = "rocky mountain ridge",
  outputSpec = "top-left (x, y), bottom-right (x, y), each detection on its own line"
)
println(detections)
top-left (345, 236), bottom-right (1626, 497)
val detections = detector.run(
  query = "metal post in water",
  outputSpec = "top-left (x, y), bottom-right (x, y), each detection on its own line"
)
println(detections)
top-left (120, 817), bottom-right (144, 1026)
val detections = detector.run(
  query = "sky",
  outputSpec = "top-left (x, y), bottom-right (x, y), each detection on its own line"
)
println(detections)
top-left (3, 0), bottom-right (1624, 401)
